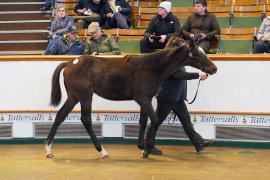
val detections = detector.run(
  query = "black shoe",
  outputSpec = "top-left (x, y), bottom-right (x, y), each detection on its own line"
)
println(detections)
top-left (150, 146), bottom-right (163, 155)
top-left (40, 6), bottom-right (51, 11)
top-left (195, 139), bottom-right (214, 153)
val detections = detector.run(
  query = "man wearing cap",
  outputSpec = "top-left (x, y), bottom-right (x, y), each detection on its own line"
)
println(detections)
top-left (44, 26), bottom-right (85, 55)
top-left (140, 0), bottom-right (180, 53)
top-left (182, 0), bottom-right (220, 53)
top-left (84, 22), bottom-right (121, 55)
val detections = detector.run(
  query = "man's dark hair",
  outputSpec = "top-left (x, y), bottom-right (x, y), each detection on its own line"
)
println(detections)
top-left (195, 0), bottom-right (207, 7)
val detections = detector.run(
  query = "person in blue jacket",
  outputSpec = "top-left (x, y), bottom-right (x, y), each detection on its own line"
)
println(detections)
top-left (44, 26), bottom-right (85, 55)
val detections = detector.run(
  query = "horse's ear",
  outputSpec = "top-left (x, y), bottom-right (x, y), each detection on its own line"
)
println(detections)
top-left (189, 39), bottom-right (196, 50)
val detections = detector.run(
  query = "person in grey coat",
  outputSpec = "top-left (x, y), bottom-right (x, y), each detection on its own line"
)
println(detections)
top-left (253, 16), bottom-right (270, 53)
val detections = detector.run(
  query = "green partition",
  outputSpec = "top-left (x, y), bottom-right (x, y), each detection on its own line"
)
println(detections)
top-left (119, 39), bottom-right (141, 53)
top-left (216, 17), bottom-right (231, 28)
top-left (171, 0), bottom-right (194, 7)
top-left (232, 17), bottom-right (262, 28)
top-left (219, 40), bottom-right (254, 54)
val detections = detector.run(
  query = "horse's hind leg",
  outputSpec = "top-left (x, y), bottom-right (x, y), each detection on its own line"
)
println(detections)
top-left (79, 95), bottom-right (108, 158)
top-left (45, 95), bottom-right (78, 158)
top-left (137, 108), bottom-right (148, 150)
top-left (136, 98), bottom-right (160, 158)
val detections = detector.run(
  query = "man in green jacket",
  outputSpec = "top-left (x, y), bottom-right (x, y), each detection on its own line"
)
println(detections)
top-left (84, 22), bottom-right (121, 55)
top-left (182, 0), bottom-right (220, 53)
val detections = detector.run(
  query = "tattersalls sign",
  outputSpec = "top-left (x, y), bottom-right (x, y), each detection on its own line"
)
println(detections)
top-left (0, 112), bottom-right (270, 126)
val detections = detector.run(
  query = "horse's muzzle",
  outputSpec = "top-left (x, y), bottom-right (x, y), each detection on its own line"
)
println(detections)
top-left (207, 66), bottom-right (217, 75)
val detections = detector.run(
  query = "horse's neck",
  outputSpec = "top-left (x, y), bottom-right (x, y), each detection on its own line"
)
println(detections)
top-left (155, 50), bottom-right (184, 81)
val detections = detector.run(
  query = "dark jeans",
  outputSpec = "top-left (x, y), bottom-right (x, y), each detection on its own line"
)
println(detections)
top-left (107, 12), bottom-right (129, 29)
top-left (140, 38), bottom-right (166, 53)
top-left (155, 100), bottom-right (204, 146)
top-left (253, 41), bottom-right (270, 53)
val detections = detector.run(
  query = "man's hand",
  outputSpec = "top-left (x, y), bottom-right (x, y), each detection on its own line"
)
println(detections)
top-left (199, 72), bottom-right (208, 80)
top-left (190, 34), bottom-right (195, 39)
top-left (106, 12), bottom-right (113, 18)
top-left (159, 35), bottom-right (167, 43)
top-left (199, 33), bottom-right (207, 40)
top-left (78, 8), bottom-right (87, 14)
top-left (261, 36), bottom-right (268, 41)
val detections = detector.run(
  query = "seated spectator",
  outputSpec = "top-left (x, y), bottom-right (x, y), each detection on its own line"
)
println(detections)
top-left (182, 0), bottom-right (220, 53)
top-left (84, 22), bottom-right (121, 55)
top-left (41, 0), bottom-right (52, 11)
top-left (44, 26), bottom-right (85, 55)
top-left (102, 0), bottom-right (132, 29)
top-left (253, 16), bottom-right (270, 53)
top-left (74, 0), bottom-right (102, 29)
top-left (49, 5), bottom-right (75, 39)
top-left (140, 1), bottom-right (180, 53)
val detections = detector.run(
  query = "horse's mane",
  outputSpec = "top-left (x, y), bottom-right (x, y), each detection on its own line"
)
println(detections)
top-left (77, 37), bottom-right (188, 72)
top-left (125, 37), bottom-right (188, 69)
top-left (125, 50), bottom-right (171, 69)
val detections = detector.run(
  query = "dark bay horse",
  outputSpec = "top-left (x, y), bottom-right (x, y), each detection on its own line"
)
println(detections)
top-left (45, 38), bottom-right (217, 158)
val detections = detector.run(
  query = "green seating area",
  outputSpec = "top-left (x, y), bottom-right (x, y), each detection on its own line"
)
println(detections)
top-left (51, 0), bottom-right (270, 54)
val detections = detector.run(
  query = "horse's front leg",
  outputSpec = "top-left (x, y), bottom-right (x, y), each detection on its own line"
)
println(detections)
top-left (136, 99), bottom-right (159, 158)
top-left (80, 97), bottom-right (109, 158)
top-left (137, 108), bottom-right (148, 150)
top-left (45, 96), bottom-right (78, 158)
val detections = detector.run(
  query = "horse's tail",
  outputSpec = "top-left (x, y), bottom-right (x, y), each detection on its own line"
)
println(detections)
top-left (50, 62), bottom-right (69, 106)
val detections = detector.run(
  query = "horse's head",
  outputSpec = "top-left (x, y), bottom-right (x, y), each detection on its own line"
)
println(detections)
top-left (167, 37), bottom-right (217, 75)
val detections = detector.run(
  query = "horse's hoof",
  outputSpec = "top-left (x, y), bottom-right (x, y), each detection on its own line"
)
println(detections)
top-left (46, 153), bottom-right (54, 158)
top-left (102, 154), bottom-right (110, 159)
top-left (100, 146), bottom-right (109, 158)
top-left (142, 151), bottom-right (149, 159)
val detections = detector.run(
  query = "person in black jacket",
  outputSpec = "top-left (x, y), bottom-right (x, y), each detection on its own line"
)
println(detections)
top-left (102, 0), bottom-right (132, 29)
top-left (140, 1), bottom-right (180, 53)
top-left (74, 0), bottom-right (102, 29)
top-left (143, 37), bottom-right (214, 155)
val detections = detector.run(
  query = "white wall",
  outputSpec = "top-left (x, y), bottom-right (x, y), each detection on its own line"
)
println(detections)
top-left (0, 61), bottom-right (269, 113)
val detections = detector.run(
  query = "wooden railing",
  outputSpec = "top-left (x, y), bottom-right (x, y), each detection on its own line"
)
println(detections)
top-left (1, 54), bottom-right (270, 62)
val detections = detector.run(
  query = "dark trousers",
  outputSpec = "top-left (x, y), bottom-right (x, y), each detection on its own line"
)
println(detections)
top-left (107, 12), bottom-right (129, 29)
top-left (140, 38), bottom-right (166, 53)
top-left (253, 41), bottom-right (270, 53)
top-left (197, 40), bottom-right (210, 53)
top-left (156, 100), bottom-right (204, 146)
